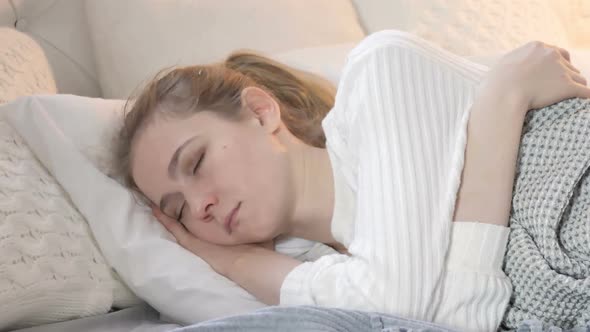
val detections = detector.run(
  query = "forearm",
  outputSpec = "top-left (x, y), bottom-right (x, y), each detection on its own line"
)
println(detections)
top-left (219, 247), bottom-right (301, 305)
top-left (454, 89), bottom-right (526, 226)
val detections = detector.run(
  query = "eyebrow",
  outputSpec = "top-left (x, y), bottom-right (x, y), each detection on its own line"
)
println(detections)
top-left (159, 135), bottom-right (199, 212)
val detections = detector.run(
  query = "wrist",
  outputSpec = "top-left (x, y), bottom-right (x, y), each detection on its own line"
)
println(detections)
top-left (228, 246), bottom-right (267, 272)
top-left (220, 245), bottom-right (270, 277)
top-left (194, 241), bottom-right (242, 277)
top-left (476, 79), bottom-right (529, 118)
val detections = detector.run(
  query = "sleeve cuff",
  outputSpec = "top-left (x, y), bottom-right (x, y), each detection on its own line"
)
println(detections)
top-left (279, 261), bottom-right (315, 306)
top-left (279, 253), bottom-right (350, 306)
top-left (447, 221), bottom-right (510, 275)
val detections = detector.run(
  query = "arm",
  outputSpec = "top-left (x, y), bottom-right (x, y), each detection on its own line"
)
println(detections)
top-left (435, 88), bottom-right (529, 332)
top-left (443, 41), bottom-right (590, 331)
top-left (436, 84), bottom-right (523, 332)
top-left (452, 89), bottom-right (526, 226)
top-left (455, 41), bottom-right (590, 227)
top-left (227, 247), bottom-right (301, 305)
top-left (153, 207), bottom-right (300, 305)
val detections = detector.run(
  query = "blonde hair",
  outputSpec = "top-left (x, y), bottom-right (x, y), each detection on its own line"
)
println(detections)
top-left (115, 52), bottom-right (336, 193)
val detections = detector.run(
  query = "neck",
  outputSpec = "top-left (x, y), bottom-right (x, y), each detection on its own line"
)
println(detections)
top-left (284, 142), bottom-right (335, 245)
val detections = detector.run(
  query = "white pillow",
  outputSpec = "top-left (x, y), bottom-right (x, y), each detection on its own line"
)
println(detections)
top-left (84, 0), bottom-right (365, 99)
top-left (0, 94), bottom-right (326, 324)
top-left (351, 0), bottom-right (570, 55)
top-left (271, 43), bottom-right (357, 87)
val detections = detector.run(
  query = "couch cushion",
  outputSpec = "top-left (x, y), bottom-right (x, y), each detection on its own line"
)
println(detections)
top-left (0, 27), bottom-right (56, 103)
top-left (0, 1), bottom-right (101, 97)
top-left (85, 0), bottom-right (365, 99)
top-left (351, 0), bottom-right (571, 55)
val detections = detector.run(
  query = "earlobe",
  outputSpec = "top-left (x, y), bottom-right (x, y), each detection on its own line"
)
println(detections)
top-left (241, 87), bottom-right (282, 133)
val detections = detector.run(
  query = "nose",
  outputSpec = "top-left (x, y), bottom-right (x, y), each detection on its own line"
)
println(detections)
top-left (187, 191), bottom-right (218, 222)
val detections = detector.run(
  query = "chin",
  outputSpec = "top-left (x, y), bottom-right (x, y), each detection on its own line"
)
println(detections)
top-left (256, 221), bottom-right (282, 241)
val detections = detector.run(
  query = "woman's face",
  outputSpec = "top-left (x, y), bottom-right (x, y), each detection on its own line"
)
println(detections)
top-left (131, 99), bottom-right (293, 246)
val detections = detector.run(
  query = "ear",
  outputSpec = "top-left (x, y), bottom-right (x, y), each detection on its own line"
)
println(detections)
top-left (240, 87), bottom-right (281, 133)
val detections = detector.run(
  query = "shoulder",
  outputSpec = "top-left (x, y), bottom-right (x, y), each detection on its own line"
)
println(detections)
top-left (331, 30), bottom-right (428, 103)
top-left (344, 29), bottom-right (457, 74)
top-left (342, 30), bottom-right (487, 81)
top-left (328, 31), bottom-right (441, 125)
top-left (323, 31), bottom-right (433, 158)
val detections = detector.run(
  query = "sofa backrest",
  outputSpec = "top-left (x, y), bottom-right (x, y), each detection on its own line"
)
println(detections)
top-left (1, 0), bottom-right (588, 98)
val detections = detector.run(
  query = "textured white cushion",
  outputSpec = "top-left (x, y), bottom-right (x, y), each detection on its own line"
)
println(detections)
top-left (0, 116), bottom-right (137, 330)
top-left (351, 0), bottom-right (571, 55)
top-left (0, 27), bottom-right (138, 330)
top-left (84, 0), bottom-right (365, 99)
top-left (550, 0), bottom-right (590, 47)
top-left (0, 27), bottom-right (56, 103)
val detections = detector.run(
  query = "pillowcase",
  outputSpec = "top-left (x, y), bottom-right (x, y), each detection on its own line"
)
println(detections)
top-left (0, 94), bottom-right (327, 325)
top-left (270, 43), bottom-right (357, 87)
top-left (0, 27), bottom-right (139, 330)
top-left (84, 0), bottom-right (365, 99)
top-left (351, 0), bottom-right (570, 55)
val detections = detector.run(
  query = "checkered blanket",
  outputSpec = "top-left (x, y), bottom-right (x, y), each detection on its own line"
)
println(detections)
top-left (502, 98), bottom-right (590, 330)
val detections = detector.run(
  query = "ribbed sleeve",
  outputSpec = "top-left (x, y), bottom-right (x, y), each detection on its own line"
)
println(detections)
top-left (280, 30), bottom-right (511, 332)
top-left (436, 222), bottom-right (511, 331)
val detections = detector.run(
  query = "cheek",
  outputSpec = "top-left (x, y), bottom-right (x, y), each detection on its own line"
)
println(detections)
top-left (221, 133), bottom-right (270, 177)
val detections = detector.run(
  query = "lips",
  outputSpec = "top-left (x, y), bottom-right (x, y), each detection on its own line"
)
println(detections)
top-left (224, 202), bottom-right (241, 234)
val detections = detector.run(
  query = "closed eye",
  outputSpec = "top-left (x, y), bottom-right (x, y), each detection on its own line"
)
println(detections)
top-left (177, 152), bottom-right (205, 222)
top-left (193, 152), bottom-right (204, 174)
top-left (177, 203), bottom-right (186, 222)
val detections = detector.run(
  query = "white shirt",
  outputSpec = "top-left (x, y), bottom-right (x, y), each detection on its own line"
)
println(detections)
top-left (280, 30), bottom-right (512, 332)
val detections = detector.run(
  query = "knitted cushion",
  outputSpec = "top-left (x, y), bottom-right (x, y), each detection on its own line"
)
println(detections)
top-left (0, 27), bottom-right (138, 330)
top-left (0, 27), bottom-right (56, 103)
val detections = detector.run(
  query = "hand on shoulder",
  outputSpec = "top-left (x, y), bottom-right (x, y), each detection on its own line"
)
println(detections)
top-left (480, 41), bottom-right (590, 114)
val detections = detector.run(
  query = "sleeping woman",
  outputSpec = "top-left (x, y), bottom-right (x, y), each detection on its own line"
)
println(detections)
top-left (114, 30), bottom-right (590, 331)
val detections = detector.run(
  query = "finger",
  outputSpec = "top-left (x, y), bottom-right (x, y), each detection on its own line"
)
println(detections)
top-left (557, 47), bottom-right (571, 62)
top-left (573, 82), bottom-right (590, 99)
top-left (570, 72), bottom-right (588, 86)
top-left (153, 207), bottom-right (193, 245)
top-left (562, 58), bottom-right (581, 74)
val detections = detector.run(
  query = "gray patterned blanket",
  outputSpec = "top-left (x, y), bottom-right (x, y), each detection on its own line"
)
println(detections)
top-left (502, 98), bottom-right (590, 330)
